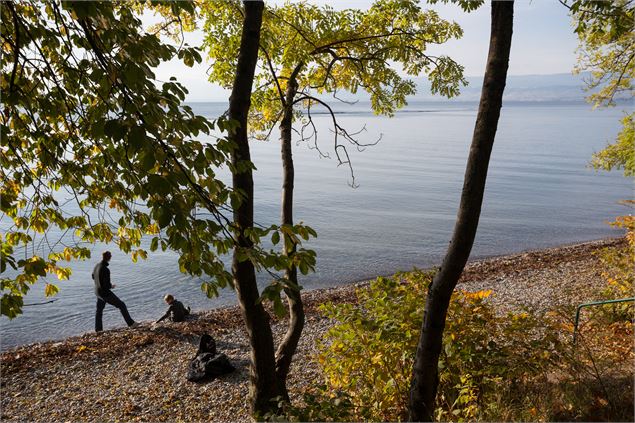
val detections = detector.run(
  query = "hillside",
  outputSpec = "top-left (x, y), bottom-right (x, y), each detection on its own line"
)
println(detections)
top-left (327, 72), bottom-right (634, 104)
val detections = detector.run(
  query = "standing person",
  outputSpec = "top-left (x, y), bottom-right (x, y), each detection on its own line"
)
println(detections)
top-left (92, 251), bottom-right (137, 332)
top-left (156, 294), bottom-right (190, 323)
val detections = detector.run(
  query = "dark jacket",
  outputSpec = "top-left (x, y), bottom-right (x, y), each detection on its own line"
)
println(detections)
top-left (92, 260), bottom-right (112, 298)
top-left (157, 299), bottom-right (190, 323)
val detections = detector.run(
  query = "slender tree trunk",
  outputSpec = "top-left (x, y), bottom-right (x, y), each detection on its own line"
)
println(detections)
top-left (408, 2), bottom-right (514, 421)
top-left (275, 74), bottom-right (305, 397)
top-left (227, 0), bottom-right (280, 416)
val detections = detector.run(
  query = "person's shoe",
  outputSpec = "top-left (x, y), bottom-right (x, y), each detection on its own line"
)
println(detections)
top-left (129, 322), bottom-right (140, 328)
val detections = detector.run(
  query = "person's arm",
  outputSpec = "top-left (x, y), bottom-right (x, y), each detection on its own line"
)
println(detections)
top-left (156, 304), bottom-right (173, 323)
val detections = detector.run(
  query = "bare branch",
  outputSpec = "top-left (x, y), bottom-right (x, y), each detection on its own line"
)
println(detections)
top-left (23, 299), bottom-right (59, 307)
top-left (299, 102), bottom-right (330, 159)
top-left (293, 94), bottom-right (376, 187)
top-left (331, 91), bottom-right (358, 106)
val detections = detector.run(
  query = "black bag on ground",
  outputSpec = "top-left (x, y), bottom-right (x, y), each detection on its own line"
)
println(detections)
top-left (187, 334), bottom-right (235, 382)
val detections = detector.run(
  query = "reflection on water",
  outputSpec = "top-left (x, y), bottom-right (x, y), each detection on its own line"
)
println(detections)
top-left (1, 101), bottom-right (632, 350)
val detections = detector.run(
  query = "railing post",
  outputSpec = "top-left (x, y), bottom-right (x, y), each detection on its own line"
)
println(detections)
top-left (572, 297), bottom-right (635, 345)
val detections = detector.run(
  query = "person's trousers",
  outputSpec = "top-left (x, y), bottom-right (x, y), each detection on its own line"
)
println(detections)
top-left (95, 292), bottom-right (135, 332)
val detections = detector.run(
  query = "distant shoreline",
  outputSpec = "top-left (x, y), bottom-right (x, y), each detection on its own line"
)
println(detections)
top-left (326, 236), bottom-right (625, 293)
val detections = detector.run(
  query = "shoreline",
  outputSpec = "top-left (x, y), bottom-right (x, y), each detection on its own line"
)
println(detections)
top-left (0, 236), bottom-right (624, 355)
top-left (0, 236), bottom-right (628, 422)
top-left (329, 236), bottom-right (625, 289)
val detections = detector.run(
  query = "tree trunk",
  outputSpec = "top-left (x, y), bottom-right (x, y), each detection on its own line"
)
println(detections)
top-left (275, 74), bottom-right (305, 397)
top-left (227, 0), bottom-right (280, 416)
top-left (408, 2), bottom-right (514, 421)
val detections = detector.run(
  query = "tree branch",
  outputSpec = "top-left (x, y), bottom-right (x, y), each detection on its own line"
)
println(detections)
top-left (7, 1), bottom-right (20, 96)
top-left (259, 44), bottom-right (286, 107)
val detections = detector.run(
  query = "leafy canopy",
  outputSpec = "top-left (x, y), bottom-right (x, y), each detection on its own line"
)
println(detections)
top-left (590, 114), bottom-right (634, 176)
top-left (0, 1), bottom-right (314, 318)
top-left (201, 0), bottom-right (466, 132)
top-left (567, 0), bottom-right (634, 107)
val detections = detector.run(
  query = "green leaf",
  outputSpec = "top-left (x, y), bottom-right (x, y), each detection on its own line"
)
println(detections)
top-left (141, 151), bottom-right (156, 172)
top-left (156, 207), bottom-right (172, 229)
top-left (150, 237), bottom-right (159, 252)
top-left (104, 120), bottom-right (127, 141)
top-left (299, 261), bottom-right (309, 275)
top-left (201, 281), bottom-right (219, 298)
top-left (273, 295), bottom-right (286, 318)
top-left (147, 174), bottom-right (171, 196)
top-left (128, 125), bottom-right (147, 153)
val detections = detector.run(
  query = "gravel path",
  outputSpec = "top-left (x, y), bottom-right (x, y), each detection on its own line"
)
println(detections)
top-left (0, 238), bottom-right (626, 422)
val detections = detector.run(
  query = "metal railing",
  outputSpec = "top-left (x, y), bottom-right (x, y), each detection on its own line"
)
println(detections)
top-left (573, 297), bottom-right (635, 344)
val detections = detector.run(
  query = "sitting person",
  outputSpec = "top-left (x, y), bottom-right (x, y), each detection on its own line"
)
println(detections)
top-left (156, 294), bottom-right (190, 323)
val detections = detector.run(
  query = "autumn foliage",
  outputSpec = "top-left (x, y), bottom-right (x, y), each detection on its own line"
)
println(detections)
top-left (291, 270), bottom-right (635, 422)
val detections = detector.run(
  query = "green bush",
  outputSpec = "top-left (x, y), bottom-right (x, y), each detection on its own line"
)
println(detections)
top-left (270, 269), bottom-right (632, 422)
top-left (594, 215), bottom-right (635, 322)
top-left (265, 387), bottom-right (355, 422)
top-left (315, 271), bottom-right (568, 422)
top-left (316, 272), bottom-right (426, 421)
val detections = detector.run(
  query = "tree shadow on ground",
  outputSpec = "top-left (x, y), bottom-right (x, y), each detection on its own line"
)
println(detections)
top-left (507, 373), bottom-right (634, 422)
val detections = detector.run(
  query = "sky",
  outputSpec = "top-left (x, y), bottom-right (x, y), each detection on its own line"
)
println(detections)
top-left (149, 1), bottom-right (580, 102)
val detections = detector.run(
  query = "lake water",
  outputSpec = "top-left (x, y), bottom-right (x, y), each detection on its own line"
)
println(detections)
top-left (1, 100), bottom-right (633, 350)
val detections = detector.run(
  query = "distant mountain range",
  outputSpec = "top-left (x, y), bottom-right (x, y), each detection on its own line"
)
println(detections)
top-left (185, 72), bottom-right (632, 104)
top-left (334, 72), bottom-right (632, 103)
top-left (420, 73), bottom-right (594, 102)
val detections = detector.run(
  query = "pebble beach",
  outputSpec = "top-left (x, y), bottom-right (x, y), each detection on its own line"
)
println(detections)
top-left (0, 238), bottom-right (629, 422)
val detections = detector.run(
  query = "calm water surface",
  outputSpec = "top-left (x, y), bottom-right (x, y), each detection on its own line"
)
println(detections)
top-left (1, 101), bottom-right (633, 349)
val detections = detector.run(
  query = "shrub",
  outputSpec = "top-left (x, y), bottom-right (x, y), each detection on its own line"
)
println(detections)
top-left (316, 272), bottom-right (427, 421)
top-left (270, 264), bottom-right (632, 422)
top-left (265, 387), bottom-right (355, 422)
top-left (315, 271), bottom-right (568, 422)
top-left (594, 214), bottom-right (635, 322)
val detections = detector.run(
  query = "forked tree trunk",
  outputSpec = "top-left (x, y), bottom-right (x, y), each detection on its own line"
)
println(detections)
top-left (227, 0), bottom-right (280, 416)
top-left (275, 73), bottom-right (305, 397)
top-left (408, 2), bottom-right (514, 421)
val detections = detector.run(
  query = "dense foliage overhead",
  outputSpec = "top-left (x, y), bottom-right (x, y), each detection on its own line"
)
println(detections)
top-left (0, 1), bottom-right (312, 318)
top-left (0, 0), bottom-right (226, 317)
top-left (201, 0), bottom-right (466, 136)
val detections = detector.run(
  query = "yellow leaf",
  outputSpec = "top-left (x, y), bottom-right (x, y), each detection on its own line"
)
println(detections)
top-left (44, 283), bottom-right (59, 297)
top-left (475, 289), bottom-right (493, 299)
